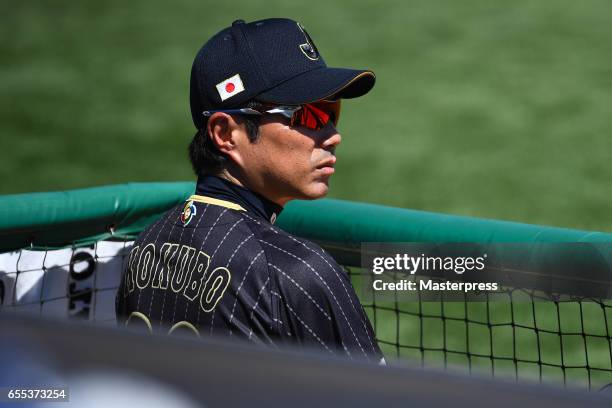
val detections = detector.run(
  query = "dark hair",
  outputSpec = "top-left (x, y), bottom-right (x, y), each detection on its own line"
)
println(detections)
top-left (188, 113), bottom-right (261, 177)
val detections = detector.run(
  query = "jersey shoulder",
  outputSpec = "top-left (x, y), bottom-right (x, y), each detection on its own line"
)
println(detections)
top-left (137, 201), bottom-right (250, 243)
top-left (239, 212), bottom-right (348, 287)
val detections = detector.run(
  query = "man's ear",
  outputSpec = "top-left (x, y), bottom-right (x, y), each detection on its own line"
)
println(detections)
top-left (207, 113), bottom-right (236, 155)
top-left (207, 113), bottom-right (246, 168)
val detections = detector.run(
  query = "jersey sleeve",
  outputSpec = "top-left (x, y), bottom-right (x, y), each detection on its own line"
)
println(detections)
top-left (263, 235), bottom-right (383, 362)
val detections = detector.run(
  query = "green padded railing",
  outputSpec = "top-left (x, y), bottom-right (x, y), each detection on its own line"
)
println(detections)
top-left (1, 182), bottom-right (611, 256)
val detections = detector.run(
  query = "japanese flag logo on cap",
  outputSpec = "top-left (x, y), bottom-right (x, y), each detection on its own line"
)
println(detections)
top-left (216, 74), bottom-right (245, 101)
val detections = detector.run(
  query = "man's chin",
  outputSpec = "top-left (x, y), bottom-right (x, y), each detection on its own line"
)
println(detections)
top-left (302, 182), bottom-right (330, 200)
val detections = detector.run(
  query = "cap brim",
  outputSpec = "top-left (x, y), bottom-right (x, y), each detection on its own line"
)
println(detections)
top-left (256, 67), bottom-right (375, 105)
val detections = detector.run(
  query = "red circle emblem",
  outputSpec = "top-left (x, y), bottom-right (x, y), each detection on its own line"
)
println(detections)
top-left (225, 82), bottom-right (235, 93)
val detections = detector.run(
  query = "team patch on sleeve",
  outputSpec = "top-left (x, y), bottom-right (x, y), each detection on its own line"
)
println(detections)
top-left (180, 200), bottom-right (197, 226)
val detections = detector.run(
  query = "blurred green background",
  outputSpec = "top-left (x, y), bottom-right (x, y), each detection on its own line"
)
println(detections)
top-left (2, 0), bottom-right (611, 231)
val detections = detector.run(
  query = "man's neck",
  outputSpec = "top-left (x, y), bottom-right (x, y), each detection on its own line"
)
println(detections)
top-left (195, 174), bottom-right (283, 224)
top-left (218, 170), bottom-right (291, 207)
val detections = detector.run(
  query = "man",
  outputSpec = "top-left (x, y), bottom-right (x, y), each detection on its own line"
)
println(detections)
top-left (116, 18), bottom-right (383, 362)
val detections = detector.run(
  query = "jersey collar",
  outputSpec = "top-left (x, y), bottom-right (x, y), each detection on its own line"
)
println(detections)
top-left (195, 175), bottom-right (283, 224)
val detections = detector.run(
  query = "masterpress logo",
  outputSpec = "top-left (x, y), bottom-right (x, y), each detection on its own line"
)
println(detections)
top-left (360, 242), bottom-right (612, 303)
top-left (369, 252), bottom-right (497, 296)
top-left (372, 253), bottom-right (487, 275)
top-left (364, 244), bottom-right (498, 300)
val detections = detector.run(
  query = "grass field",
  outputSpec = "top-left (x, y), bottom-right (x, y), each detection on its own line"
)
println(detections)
top-left (2, 0), bottom-right (612, 232)
top-left (2, 0), bottom-right (612, 390)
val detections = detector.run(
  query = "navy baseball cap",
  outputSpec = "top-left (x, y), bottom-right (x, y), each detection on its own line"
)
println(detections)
top-left (190, 18), bottom-right (376, 129)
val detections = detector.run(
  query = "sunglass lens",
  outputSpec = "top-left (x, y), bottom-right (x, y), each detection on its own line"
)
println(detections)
top-left (294, 101), bottom-right (341, 130)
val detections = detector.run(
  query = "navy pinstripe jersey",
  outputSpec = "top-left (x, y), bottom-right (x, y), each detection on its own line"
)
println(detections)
top-left (116, 176), bottom-right (383, 361)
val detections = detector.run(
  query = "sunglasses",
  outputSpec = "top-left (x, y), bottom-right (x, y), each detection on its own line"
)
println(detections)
top-left (203, 100), bottom-right (341, 131)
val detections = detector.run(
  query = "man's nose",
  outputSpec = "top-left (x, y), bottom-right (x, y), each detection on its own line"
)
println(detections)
top-left (321, 128), bottom-right (342, 151)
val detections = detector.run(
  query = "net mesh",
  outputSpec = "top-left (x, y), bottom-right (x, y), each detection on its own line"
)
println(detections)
top-left (347, 267), bottom-right (612, 390)
top-left (1, 237), bottom-right (612, 390)
top-left (0, 239), bottom-right (132, 325)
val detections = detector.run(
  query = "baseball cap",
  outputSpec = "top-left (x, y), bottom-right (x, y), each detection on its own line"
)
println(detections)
top-left (190, 18), bottom-right (376, 129)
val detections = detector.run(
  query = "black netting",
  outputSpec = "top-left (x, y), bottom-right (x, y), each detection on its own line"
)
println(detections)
top-left (0, 239), bottom-right (132, 325)
top-left (345, 266), bottom-right (612, 390)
